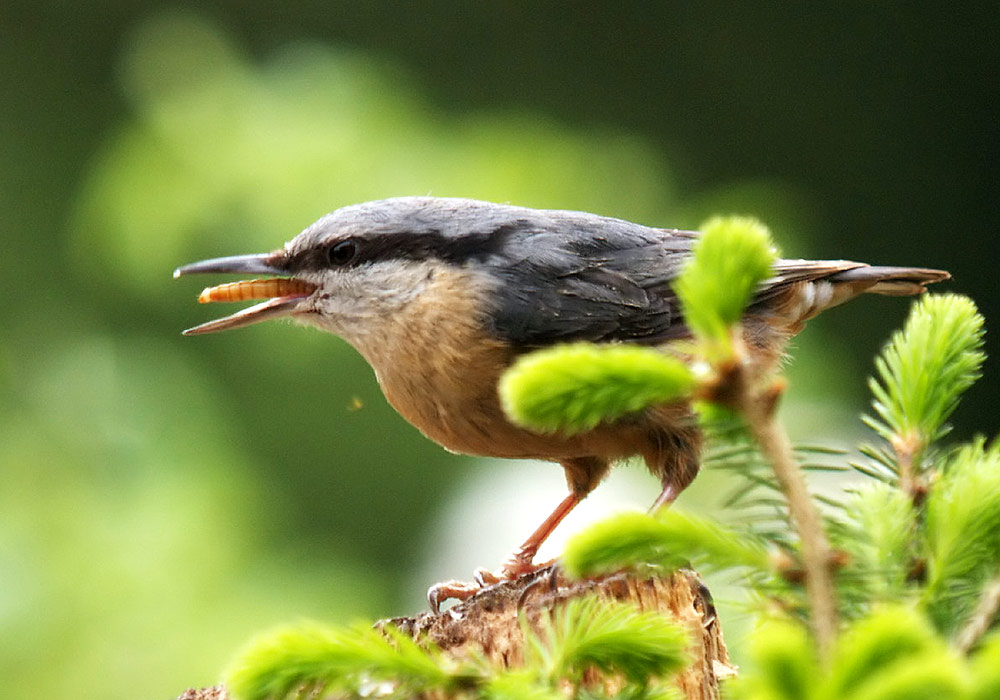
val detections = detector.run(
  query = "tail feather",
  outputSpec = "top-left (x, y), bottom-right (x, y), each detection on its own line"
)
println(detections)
top-left (755, 261), bottom-right (951, 327)
top-left (826, 265), bottom-right (951, 296)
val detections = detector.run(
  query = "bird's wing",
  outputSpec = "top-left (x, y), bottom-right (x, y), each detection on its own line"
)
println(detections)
top-left (483, 207), bottom-right (945, 350)
top-left (487, 216), bottom-right (696, 347)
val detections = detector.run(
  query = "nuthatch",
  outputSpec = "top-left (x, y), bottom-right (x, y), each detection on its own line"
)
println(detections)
top-left (175, 197), bottom-right (948, 608)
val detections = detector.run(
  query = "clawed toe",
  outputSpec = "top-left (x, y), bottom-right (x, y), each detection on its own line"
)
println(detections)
top-left (426, 579), bottom-right (483, 615)
top-left (427, 555), bottom-right (558, 614)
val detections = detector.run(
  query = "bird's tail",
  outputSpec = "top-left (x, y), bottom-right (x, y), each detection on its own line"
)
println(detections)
top-left (759, 260), bottom-right (951, 325)
top-left (825, 265), bottom-right (951, 296)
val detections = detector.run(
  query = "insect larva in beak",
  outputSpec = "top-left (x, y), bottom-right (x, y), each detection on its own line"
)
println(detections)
top-left (198, 278), bottom-right (316, 304)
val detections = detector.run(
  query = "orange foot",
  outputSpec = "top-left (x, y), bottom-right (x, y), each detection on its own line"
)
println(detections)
top-left (426, 550), bottom-right (555, 614)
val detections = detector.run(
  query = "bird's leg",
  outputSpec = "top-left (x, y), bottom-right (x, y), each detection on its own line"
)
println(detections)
top-left (427, 457), bottom-right (607, 613)
top-left (428, 491), bottom-right (585, 613)
top-left (472, 456), bottom-right (608, 588)
top-left (642, 419), bottom-right (703, 513)
top-left (649, 482), bottom-right (681, 512)
top-left (489, 490), bottom-right (582, 580)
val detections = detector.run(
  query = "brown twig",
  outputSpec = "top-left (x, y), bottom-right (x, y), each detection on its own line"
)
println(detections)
top-left (891, 432), bottom-right (927, 506)
top-left (723, 350), bottom-right (838, 663)
top-left (955, 572), bottom-right (1000, 654)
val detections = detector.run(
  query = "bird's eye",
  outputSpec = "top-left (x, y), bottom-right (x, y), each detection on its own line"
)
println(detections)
top-left (327, 239), bottom-right (358, 266)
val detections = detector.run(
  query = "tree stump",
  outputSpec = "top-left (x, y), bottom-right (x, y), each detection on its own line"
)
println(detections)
top-left (177, 567), bottom-right (733, 700)
top-left (389, 567), bottom-right (733, 700)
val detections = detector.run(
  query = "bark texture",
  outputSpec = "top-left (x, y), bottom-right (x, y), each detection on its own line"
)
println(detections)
top-left (389, 568), bottom-right (732, 700)
top-left (176, 568), bottom-right (732, 700)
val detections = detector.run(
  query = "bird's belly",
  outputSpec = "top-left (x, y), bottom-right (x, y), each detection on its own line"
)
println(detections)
top-left (375, 356), bottom-right (652, 463)
top-left (377, 362), bottom-right (572, 459)
top-left (346, 265), bottom-right (649, 463)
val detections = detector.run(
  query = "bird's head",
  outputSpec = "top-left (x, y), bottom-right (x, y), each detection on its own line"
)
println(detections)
top-left (174, 197), bottom-right (514, 344)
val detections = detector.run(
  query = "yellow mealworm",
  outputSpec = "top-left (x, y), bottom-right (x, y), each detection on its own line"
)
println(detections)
top-left (198, 278), bottom-right (316, 303)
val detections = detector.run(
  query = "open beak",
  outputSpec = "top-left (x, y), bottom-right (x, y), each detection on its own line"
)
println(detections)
top-left (173, 253), bottom-right (316, 335)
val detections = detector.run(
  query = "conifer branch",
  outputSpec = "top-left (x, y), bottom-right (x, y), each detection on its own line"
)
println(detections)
top-left (865, 293), bottom-right (985, 503)
top-left (923, 436), bottom-right (1000, 629)
top-left (674, 218), bottom-right (838, 661)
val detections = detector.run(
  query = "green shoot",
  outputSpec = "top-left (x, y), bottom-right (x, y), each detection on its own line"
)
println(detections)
top-left (225, 621), bottom-right (456, 700)
top-left (734, 620), bottom-right (817, 700)
top-left (968, 634), bottom-right (1000, 700)
top-left (823, 606), bottom-right (949, 698)
top-left (733, 608), bottom-right (965, 700)
top-left (673, 215), bottom-right (835, 657)
top-left (562, 510), bottom-right (771, 580)
top-left (483, 671), bottom-right (564, 700)
top-left (924, 438), bottom-right (1000, 632)
top-left (673, 215), bottom-right (777, 360)
top-left (499, 344), bottom-right (694, 435)
top-left (829, 483), bottom-right (917, 614)
top-left (865, 293), bottom-right (985, 458)
top-left (527, 596), bottom-right (689, 686)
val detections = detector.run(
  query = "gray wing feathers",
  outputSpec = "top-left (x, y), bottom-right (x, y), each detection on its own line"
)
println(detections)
top-left (490, 217), bottom-right (695, 346)
top-left (469, 202), bottom-right (947, 346)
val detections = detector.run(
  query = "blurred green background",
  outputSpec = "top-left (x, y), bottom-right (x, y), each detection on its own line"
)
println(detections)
top-left (2, 3), bottom-right (996, 698)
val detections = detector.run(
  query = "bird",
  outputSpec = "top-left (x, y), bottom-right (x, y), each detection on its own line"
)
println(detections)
top-left (174, 196), bottom-right (949, 609)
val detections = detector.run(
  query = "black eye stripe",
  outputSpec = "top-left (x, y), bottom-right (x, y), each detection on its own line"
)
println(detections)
top-left (289, 222), bottom-right (526, 272)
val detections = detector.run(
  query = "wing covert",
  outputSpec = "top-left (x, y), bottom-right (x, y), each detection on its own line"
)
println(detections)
top-left (484, 213), bottom-right (696, 347)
